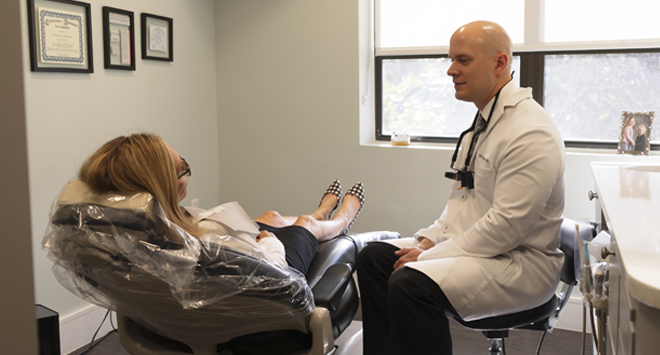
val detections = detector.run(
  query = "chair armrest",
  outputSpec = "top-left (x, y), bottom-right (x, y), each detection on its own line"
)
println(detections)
top-left (311, 263), bottom-right (352, 312)
top-left (307, 231), bottom-right (400, 289)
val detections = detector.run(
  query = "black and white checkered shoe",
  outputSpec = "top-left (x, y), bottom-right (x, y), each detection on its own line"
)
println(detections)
top-left (319, 179), bottom-right (342, 214)
top-left (342, 182), bottom-right (365, 235)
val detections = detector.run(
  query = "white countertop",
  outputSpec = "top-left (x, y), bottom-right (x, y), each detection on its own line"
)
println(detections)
top-left (591, 162), bottom-right (660, 308)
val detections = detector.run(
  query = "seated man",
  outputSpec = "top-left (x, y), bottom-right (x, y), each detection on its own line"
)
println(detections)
top-left (357, 21), bottom-right (565, 355)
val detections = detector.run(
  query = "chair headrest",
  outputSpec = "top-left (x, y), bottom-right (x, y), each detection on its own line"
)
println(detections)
top-left (56, 180), bottom-right (155, 213)
top-left (49, 180), bottom-right (183, 248)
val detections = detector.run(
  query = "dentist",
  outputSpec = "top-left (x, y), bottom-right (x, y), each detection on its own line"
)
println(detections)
top-left (357, 21), bottom-right (565, 354)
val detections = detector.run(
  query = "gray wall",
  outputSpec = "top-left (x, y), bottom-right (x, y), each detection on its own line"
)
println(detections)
top-left (22, 0), bottom-right (221, 318)
top-left (0, 1), bottom-right (38, 353)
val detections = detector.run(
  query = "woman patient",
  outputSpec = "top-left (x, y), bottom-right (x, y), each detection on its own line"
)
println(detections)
top-left (76, 133), bottom-right (365, 276)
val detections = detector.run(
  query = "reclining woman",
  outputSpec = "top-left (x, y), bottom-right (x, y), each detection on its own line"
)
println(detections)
top-left (77, 133), bottom-right (365, 275)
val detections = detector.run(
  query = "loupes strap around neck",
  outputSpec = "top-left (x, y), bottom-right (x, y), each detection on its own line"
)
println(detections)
top-left (450, 89), bottom-right (501, 170)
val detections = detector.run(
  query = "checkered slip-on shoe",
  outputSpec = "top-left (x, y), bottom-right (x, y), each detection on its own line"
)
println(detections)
top-left (342, 182), bottom-right (365, 235)
top-left (319, 179), bottom-right (342, 214)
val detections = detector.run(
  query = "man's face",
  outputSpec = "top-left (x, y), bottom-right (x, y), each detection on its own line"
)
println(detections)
top-left (446, 29), bottom-right (497, 109)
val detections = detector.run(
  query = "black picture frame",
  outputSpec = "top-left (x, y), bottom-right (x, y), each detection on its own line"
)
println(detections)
top-left (141, 13), bottom-right (173, 62)
top-left (102, 7), bottom-right (135, 71)
top-left (26, 0), bottom-right (93, 73)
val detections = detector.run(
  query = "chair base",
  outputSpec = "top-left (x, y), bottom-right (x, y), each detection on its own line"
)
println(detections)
top-left (486, 338), bottom-right (503, 355)
top-left (482, 331), bottom-right (508, 355)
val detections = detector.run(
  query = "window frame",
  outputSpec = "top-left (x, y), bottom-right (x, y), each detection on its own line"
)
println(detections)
top-left (375, 48), bottom-right (660, 151)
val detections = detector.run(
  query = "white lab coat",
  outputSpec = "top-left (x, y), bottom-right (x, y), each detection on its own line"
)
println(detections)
top-left (184, 202), bottom-right (288, 267)
top-left (387, 81), bottom-right (565, 321)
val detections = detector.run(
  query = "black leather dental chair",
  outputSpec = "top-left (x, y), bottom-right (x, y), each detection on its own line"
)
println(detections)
top-left (43, 180), bottom-right (399, 355)
top-left (453, 218), bottom-right (596, 355)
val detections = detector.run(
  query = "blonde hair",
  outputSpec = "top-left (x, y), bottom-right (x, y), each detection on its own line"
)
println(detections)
top-left (638, 124), bottom-right (647, 135)
top-left (78, 133), bottom-right (204, 237)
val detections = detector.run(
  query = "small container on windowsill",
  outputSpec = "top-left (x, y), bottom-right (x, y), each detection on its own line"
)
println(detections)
top-left (391, 132), bottom-right (410, 146)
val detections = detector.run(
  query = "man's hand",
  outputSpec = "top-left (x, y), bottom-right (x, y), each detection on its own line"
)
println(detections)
top-left (392, 238), bottom-right (434, 273)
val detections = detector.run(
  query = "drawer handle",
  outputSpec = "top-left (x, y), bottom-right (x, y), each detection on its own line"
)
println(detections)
top-left (601, 247), bottom-right (616, 259)
top-left (588, 190), bottom-right (599, 201)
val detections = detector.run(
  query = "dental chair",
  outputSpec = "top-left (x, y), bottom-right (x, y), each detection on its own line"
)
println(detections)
top-left (453, 218), bottom-right (595, 355)
top-left (43, 180), bottom-right (399, 355)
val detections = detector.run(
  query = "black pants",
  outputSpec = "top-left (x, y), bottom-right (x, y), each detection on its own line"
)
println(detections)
top-left (356, 242), bottom-right (459, 355)
top-left (257, 222), bottom-right (319, 276)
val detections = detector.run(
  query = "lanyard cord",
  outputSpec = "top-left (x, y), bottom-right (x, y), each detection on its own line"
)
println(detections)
top-left (450, 89), bottom-right (501, 171)
top-left (449, 72), bottom-right (514, 171)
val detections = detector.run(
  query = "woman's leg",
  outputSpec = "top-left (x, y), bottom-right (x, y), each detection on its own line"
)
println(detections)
top-left (291, 191), bottom-right (361, 242)
top-left (254, 191), bottom-right (339, 227)
top-left (254, 181), bottom-right (363, 242)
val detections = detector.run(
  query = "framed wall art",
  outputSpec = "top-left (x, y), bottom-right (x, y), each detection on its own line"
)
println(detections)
top-left (103, 7), bottom-right (135, 70)
top-left (27, 0), bottom-right (93, 73)
top-left (141, 13), bottom-right (173, 62)
top-left (618, 111), bottom-right (654, 155)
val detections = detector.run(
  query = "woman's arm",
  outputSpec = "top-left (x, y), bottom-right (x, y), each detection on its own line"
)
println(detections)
top-left (256, 231), bottom-right (287, 266)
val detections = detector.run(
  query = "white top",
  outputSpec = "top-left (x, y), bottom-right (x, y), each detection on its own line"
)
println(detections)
top-left (591, 162), bottom-right (660, 308)
top-left (184, 202), bottom-right (287, 267)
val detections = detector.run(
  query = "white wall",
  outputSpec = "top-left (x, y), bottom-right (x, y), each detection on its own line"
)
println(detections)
top-left (215, 0), bottom-right (660, 240)
top-left (212, 0), bottom-right (442, 237)
top-left (13, 0), bottom-right (660, 351)
top-left (21, 0), bottom-right (220, 324)
top-left (215, 0), bottom-right (450, 235)
top-left (215, 0), bottom-right (660, 335)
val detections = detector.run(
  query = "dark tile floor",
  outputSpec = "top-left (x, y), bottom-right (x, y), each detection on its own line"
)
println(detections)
top-left (69, 319), bottom-right (593, 355)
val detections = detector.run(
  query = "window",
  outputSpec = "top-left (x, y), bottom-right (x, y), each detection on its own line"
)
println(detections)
top-left (377, 56), bottom-right (520, 142)
top-left (375, 1), bottom-right (660, 149)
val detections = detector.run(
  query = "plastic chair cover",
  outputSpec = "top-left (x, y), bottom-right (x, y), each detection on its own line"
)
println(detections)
top-left (42, 180), bottom-right (314, 341)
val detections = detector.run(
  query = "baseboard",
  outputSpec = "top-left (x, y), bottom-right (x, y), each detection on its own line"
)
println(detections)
top-left (59, 304), bottom-right (116, 355)
top-left (554, 296), bottom-right (590, 333)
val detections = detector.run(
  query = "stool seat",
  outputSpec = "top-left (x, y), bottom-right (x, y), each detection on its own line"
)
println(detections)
top-left (453, 295), bottom-right (558, 331)
top-left (449, 219), bottom-right (596, 355)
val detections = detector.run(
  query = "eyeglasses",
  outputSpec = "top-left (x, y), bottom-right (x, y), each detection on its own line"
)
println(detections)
top-left (177, 156), bottom-right (191, 179)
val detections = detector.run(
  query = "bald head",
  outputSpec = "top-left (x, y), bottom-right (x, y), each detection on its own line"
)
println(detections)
top-left (447, 21), bottom-right (513, 110)
top-left (454, 21), bottom-right (512, 72)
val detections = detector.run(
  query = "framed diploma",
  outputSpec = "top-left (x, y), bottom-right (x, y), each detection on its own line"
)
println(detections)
top-left (141, 13), bottom-right (173, 62)
top-left (26, 0), bottom-right (93, 73)
top-left (103, 7), bottom-right (135, 71)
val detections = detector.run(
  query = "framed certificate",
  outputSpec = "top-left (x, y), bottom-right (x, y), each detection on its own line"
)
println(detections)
top-left (141, 13), bottom-right (173, 62)
top-left (103, 7), bottom-right (135, 71)
top-left (27, 0), bottom-right (93, 73)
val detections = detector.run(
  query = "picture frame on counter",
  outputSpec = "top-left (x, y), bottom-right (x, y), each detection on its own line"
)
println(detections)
top-left (618, 111), bottom-right (654, 156)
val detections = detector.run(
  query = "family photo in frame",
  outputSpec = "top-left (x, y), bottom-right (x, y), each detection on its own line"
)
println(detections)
top-left (618, 111), bottom-right (654, 155)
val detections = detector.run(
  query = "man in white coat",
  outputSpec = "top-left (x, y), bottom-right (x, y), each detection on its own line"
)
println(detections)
top-left (357, 21), bottom-right (565, 354)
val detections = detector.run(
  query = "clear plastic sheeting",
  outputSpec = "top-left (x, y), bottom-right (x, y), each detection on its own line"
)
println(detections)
top-left (42, 180), bottom-right (314, 342)
top-left (578, 231), bottom-right (611, 312)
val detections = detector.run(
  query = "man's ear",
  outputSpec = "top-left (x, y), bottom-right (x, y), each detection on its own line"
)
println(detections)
top-left (493, 53), bottom-right (508, 75)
